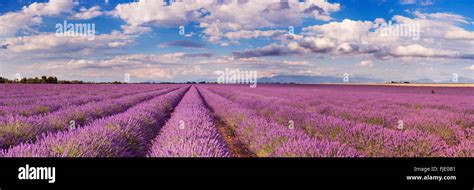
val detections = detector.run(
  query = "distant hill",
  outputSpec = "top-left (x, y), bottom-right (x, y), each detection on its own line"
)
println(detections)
top-left (258, 75), bottom-right (381, 84)
top-left (101, 75), bottom-right (474, 84)
top-left (409, 78), bottom-right (436, 83)
top-left (258, 75), bottom-right (474, 84)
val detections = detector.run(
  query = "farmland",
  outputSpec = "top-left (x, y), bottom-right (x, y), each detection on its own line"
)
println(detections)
top-left (0, 84), bottom-right (472, 157)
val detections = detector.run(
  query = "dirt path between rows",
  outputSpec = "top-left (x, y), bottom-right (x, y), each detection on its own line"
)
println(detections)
top-left (196, 86), bottom-right (255, 157)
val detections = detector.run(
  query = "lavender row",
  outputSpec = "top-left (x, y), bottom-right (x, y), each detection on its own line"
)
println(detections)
top-left (0, 84), bottom-right (161, 101)
top-left (206, 86), bottom-right (470, 157)
top-left (198, 87), bottom-right (359, 157)
top-left (1, 86), bottom-right (189, 157)
top-left (208, 85), bottom-right (472, 147)
top-left (0, 84), bottom-right (64, 99)
top-left (148, 86), bottom-right (231, 157)
top-left (0, 87), bottom-right (165, 117)
top-left (0, 85), bottom-right (105, 106)
top-left (218, 85), bottom-right (474, 127)
top-left (0, 86), bottom-right (181, 149)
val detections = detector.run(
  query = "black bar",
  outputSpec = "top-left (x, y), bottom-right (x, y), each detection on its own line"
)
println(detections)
top-left (0, 158), bottom-right (472, 189)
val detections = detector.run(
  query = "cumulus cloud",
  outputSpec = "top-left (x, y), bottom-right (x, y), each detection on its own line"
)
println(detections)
top-left (392, 12), bottom-right (474, 41)
top-left (1, 1), bottom-right (472, 82)
top-left (22, 0), bottom-right (75, 16)
top-left (0, 0), bottom-right (75, 37)
top-left (291, 36), bottom-right (336, 53)
top-left (1, 32), bottom-right (134, 58)
top-left (232, 12), bottom-right (474, 61)
top-left (16, 52), bottom-right (218, 81)
top-left (71, 6), bottom-right (103, 20)
top-left (224, 29), bottom-right (286, 40)
top-left (71, 52), bottom-right (213, 69)
top-left (414, 11), bottom-right (470, 24)
top-left (232, 43), bottom-right (300, 58)
top-left (113, 0), bottom-right (196, 27)
top-left (112, 0), bottom-right (341, 42)
top-left (358, 60), bottom-right (374, 67)
top-left (443, 30), bottom-right (474, 40)
top-left (387, 44), bottom-right (460, 59)
top-left (0, 11), bottom-right (41, 37)
top-left (303, 19), bottom-right (374, 43)
top-left (120, 25), bottom-right (152, 35)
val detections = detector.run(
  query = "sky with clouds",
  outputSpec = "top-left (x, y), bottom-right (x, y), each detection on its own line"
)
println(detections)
top-left (0, 0), bottom-right (473, 82)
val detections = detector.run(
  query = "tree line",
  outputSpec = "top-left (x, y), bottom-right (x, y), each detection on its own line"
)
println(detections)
top-left (0, 76), bottom-right (85, 84)
top-left (0, 76), bottom-right (215, 84)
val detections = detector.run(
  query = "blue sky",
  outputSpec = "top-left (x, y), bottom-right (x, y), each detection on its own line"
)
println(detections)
top-left (0, 0), bottom-right (473, 82)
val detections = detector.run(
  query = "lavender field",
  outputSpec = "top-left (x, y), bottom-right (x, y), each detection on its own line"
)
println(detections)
top-left (0, 84), bottom-right (472, 157)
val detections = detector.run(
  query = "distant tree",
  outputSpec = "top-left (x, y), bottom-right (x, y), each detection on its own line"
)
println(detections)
top-left (41, 76), bottom-right (48, 83)
top-left (46, 76), bottom-right (58, 83)
top-left (27, 77), bottom-right (41, 83)
top-left (71, 80), bottom-right (84, 84)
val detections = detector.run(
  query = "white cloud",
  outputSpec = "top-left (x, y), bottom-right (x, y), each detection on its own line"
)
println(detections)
top-left (1, 32), bottom-right (134, 57)
top-left (303, 19), bottom-right (374, 43)
top-left (120, 25), bottom-right (152, 35)
top-left (14, 53), bottom-right (217, 81)
top-left (414, 11), bottom-right (470, 24)
top-left (233, 13), bottom-right (474, 61)
top-left (358, 60), bottom-right (374, 67)
top-left (0, 12), bottom-right (41, 37)
top-left (71, 6), bottom-right (103, 20)
top-left (112, 0), bottom-right (341, 42)
top-left (224, 29), bottom-right (286, 40)
top-left (282, 60), bottom-right (309, 65)
top-left (22, 0), bottom-right (75, 16)
top-left (113, 0), bottom-right (193, 27)
top-left (388, 44), bottom-right (459, 58)
top-left (444, 30), bottom-right (474, 40)
top-left (464, 65), bottom-right (474, 71)
top-left (401, 0), bottom-right (434, 5)
top-left (0, 0), bottom-right (75, 37)
top-left (421, 0), bottom-right (434, 6)
top-left (401, 0), bottom-right (416, 4)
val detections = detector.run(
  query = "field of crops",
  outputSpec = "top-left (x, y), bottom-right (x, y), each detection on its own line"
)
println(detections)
top-left (0, 84), bottom-right (472, 157)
